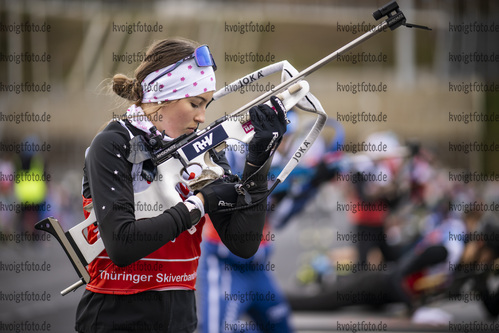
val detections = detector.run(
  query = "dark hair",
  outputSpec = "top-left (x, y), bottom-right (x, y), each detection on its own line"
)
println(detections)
top-left (112, 38), bottom-right (199, 106)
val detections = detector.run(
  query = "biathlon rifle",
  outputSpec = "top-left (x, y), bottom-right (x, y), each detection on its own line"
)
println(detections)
top-left (35, 1), bottom-right (430, 295)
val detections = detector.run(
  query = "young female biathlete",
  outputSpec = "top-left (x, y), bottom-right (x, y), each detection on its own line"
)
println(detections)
top-left (74, 38), bottom-right (287, 333)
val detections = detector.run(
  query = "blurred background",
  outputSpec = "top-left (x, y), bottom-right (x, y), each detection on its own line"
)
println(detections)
top-left (1, 0), bottom-right (499, 332)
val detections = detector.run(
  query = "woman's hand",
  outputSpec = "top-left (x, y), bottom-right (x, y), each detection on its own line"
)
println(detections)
top-left (247, 96), bottom-right (288, 166)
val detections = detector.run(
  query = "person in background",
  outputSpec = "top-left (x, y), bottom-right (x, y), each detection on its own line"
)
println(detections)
top-left (197, 136), bottom-right (295, 333)
top-left (13, 135), bottom-right (49, 233)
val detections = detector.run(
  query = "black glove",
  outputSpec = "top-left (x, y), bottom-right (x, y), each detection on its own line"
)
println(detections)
top-left (247, 96), bottom-right (288, 166)
top-left (197, 178), bottom-right (240, 215)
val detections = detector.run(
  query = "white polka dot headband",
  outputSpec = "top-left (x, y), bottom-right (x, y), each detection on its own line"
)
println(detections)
top-left (141, 45), bottom-right (217, 103)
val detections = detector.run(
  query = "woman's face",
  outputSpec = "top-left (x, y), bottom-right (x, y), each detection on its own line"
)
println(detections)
top-left (146, 91), bottom-right (213, 138)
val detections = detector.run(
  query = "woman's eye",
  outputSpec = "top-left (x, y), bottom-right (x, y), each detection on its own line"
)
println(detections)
top-left (191, 103), bottom-right (199, 108)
